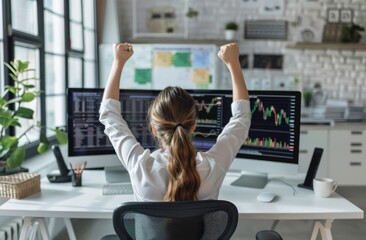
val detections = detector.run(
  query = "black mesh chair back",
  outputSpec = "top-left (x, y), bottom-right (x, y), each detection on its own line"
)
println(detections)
top-left (112, 200), bottom-right (238, 240)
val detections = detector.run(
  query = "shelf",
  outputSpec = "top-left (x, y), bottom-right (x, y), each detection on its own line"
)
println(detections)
top-left (128, 37), bottom-right (233, 45)
top-left (287, 42), bottom-right (366, 50)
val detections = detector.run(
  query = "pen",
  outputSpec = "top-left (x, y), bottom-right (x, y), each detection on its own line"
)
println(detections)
top-left (69, 163), bottom-right (74, 173)
top-left (76, 163), bottom-right (80, 174)
top-left (80, 161), bottom-right (87, 174)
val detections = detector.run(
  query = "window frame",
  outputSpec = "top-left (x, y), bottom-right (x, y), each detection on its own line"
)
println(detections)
top-left (2, 0), bottom-right (98, 160)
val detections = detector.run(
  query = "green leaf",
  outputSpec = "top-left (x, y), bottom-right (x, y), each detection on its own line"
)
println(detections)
top-left (17, 60), bottom-right (30, 73)
top-left (0, 109), bottom-right (12, 119)
top-left (0, 117), bottom-right (21, 129)
top-left (22, 92), bottom-right (35, 102)
top-left (7, 146), bottom-right (26, 168)
top-left (20, 77), bottom-right (38, 82)
top-left (0, 97), bottom-right (6, 108)
top-left (15, 107), bottom-right (34, 119)
top-left (4, 62), bottom-right (17, 76)
top-left (0, 136), bottom-right (18, 150)
top-left (55, 129), bottom-right (68, 144)
top-left (8, 118), bottom-right (21, 127)
top-left (39, 131), bottom-right (48, 143)
top-left (5, 86), bottom-right (17, 94)
top-left (23, 84), bottom-right (36, 89)
top-left (37, 142), bottom-right (49, 154)
top-left (0, 110), bottom-right (14, 128)
top-left (24, 68), bottom-right (36, 72)
top-left (9, 73), bottom-right (19, 82)
top-left (5, 97), bottom-right (23, 105)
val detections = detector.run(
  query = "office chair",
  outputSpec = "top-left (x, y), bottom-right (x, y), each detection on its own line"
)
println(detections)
top-left (256, 230), bottom-right (283, 240)
top-left (101, 199), bottom-right (238, 240)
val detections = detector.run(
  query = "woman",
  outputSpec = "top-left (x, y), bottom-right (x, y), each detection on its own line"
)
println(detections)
top-left (99, 42), bottom-right (250, 201)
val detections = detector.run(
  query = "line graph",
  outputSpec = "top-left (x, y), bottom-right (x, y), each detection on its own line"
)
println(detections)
top-left (193, 129), bottom-right (219, 138)
top-left (251, 98), bottom-right (290, 126)
top-left (196, 97), bottom-right (222, 114)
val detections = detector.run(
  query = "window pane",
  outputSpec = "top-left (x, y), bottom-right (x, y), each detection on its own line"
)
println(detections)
top-left (84, 61), bottom-right (96, 88)
top-left (45, 54), bottom-right (65, 95)
top-left (46, 95), bottom-right (66, 130)
top-left (11, 0), bottom-right (38, 35)
top-left (83, 0), bottom-right (95, 29)
top-left (84, 30), bottom-right (95, 60)
top-left (45, 11), bottom-right (65, 54)
top-left (14, 45), bottom-right (40, 142)
top-left (0, 42), bottom-right (3, 93)
top-left (68, 57), bottom-right (82, 87)
top-left (0, 2), bottom-right (3, 39)
top-left (70, 22), bottom-right (83, 50)
top-left (70, 0), bottom-right (82, 22)
top-left (44, 0), bottom-right (64, 15)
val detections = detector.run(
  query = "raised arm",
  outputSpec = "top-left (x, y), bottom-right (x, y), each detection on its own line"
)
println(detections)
top-left (217, 43), bottom-right (249, 101)
top-left (102, 43), bottom-right (133, 101)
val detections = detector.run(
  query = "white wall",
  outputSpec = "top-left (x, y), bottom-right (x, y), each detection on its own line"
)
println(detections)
top-left (112, 0), bottom-right (366, 104)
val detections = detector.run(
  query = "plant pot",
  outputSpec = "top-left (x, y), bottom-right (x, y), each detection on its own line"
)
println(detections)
top-left (225, 30), bottom-right (237, 40)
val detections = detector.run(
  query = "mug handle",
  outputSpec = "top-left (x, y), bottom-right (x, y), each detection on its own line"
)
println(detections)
top-left (332, 181), bottom-right (338, 192)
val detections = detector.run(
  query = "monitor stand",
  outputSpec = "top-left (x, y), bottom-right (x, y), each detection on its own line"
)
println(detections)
top-left (230, 171), bottom-right (268, 189)
top-left (104, 166), bottom-right (131, 183)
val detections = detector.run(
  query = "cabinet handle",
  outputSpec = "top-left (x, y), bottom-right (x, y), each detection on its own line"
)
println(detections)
top-left (350, 162), bottom-right (362, 166)
top-left (300, 131), bottom-right (308, 134)
top-left (350, 143), bottom-right (362, 147)
top-left (350, 150), bottom-right (362, 153)
top-left (351, 131), bottom-right (363, 135)
top-left (299, 150), bottom-right (308, 154)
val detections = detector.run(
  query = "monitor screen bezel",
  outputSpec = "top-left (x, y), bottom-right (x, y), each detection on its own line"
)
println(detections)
top-left (237, 90), bottom-right (301, 165)
top-left (67, 88), bottom-right (301, 166)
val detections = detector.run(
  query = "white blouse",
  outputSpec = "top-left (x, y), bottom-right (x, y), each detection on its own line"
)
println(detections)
top-left (99, 98), bottom-right (251, 201)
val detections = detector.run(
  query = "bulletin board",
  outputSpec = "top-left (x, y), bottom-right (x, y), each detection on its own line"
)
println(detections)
top-left (99, 44), bottom-right (218, 90)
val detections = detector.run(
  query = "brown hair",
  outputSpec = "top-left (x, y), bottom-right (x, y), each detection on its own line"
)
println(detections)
top-left (148, 87), bottom-right (200, 201)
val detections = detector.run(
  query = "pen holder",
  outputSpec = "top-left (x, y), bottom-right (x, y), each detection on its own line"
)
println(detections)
top-left (71, 173), bottom-right (82, 187)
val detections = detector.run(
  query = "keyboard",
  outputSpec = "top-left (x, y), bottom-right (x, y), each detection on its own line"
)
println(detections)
top-left (102, 183), bottom-right (133, 195)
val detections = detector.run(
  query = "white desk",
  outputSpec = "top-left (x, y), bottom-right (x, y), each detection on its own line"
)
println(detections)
top-left (0, 170), bottom-right (363, 240)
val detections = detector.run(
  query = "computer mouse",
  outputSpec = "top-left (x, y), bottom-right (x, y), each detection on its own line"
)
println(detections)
top-left (257, 192), bottom-right (277, 203)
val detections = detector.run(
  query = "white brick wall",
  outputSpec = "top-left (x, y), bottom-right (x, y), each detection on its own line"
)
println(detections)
top-left (118, 0), bottom-right (366, 104)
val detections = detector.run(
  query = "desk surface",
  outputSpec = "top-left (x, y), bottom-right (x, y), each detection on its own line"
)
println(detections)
top-left (0, 171), bottom-right (363, 221)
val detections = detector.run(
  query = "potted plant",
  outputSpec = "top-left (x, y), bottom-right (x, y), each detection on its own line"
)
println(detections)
top-left (303, 90), bottom-right (313, 107)
top-left (340, 23), bottom-right (365, 43)
top-left (225, 21), bottom-right (238, 40)
top-left (186, 7), bottom-right (199, 18)
top-left (0, 60), bottom-right (67, 173)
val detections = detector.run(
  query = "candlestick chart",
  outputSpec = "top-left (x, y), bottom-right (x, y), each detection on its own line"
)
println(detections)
top-left (240, 94), bottom-right (298, 159)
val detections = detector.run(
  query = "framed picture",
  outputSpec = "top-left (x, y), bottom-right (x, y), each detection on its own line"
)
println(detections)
top-left (340, 9), bottom-right (353, 23)
top-left (327, 9), bottom-right (340, 23)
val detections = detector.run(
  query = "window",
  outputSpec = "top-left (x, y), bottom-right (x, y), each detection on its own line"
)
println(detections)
top-left (0, 2), bottom-right (3, 93)
top-left (1, 0), bottom-right (98, 159)
top-left (69, 0), bottom-right (83, 51)
top-left (67, 0), bottom-right (97, 88)
top-left (44, 1), bottom-right (66, 130)
top-left (11, 0), bottom-right (38, 35)
top-left (83, 0), bottom-right (97, 87)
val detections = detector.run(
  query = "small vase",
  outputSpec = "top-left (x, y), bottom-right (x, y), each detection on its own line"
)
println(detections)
top-left (225, 30), bottom-right (236, 40)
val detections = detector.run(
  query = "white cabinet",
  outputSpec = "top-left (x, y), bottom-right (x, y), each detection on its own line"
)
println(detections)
top-left (328, 129), bottom-right (366, 185)
top-left (299, 126), bottom-right (329, 178)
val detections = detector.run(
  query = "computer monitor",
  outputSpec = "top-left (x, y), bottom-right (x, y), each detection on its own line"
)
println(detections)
top-left (67, 88), bottom-right (301, 186)
top-left (230, 90), bottom-right (301, 188)
top-left (66, 88), bottom-right (232, 178)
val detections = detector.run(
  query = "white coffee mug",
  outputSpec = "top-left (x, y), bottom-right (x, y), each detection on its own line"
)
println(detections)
top-left (313, 178), bottom-right (337, 198)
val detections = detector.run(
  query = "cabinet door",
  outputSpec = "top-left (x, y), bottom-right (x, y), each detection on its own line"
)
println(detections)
top-left (299, 128), bottom-right (329, 177)
top-left (328, 130), bottom-right (366, 185)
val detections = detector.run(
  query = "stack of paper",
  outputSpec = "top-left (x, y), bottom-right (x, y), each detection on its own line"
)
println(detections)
top-left (345, 105), bottom-right (364, 121)
top-left (310, 105), bottom-right (346, 121)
